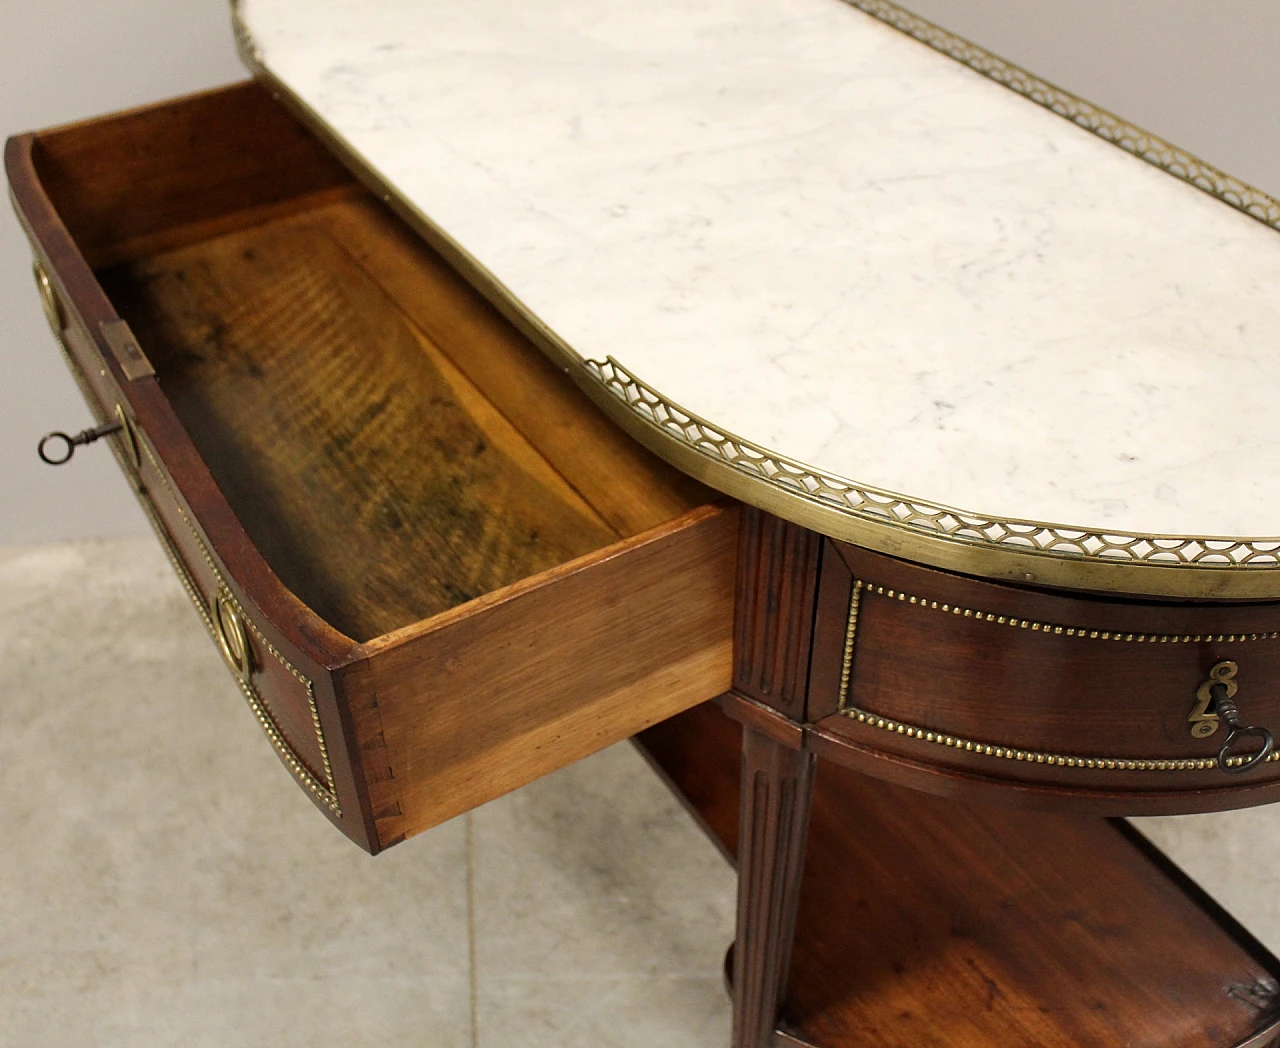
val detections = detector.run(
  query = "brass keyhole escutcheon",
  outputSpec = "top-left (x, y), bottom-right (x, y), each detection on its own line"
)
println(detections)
top-left (113, 404), bottom-right (141, 471)
top-left (1189, 660), bottom-right (1236, 739)
top-left (33, 258), bottom-right (63, 335)
top-left (214, 590), bottom-right (252, 681)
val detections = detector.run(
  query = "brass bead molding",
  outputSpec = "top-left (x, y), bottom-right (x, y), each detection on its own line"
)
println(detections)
top-left (836, 578), bottom-right (1280, 775)
top-left (840, 703), bottom-right (1280, 774)
top-left (136, 437), bottom-right (341, 815)
top-left (230, 0), bottom-right (1280, 599)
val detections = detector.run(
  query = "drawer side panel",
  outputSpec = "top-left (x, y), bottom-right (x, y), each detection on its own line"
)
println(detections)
top-left (356, 504), bottom-right (738, 845)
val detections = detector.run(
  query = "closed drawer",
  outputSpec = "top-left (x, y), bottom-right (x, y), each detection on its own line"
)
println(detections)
top-left (809, 540), bottom-right (1280, 813)
top-left (8, 82), bottom-right (737, 853)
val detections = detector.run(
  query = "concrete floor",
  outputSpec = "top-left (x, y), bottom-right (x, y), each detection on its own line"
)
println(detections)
top-left (4, 536), bottom-right (1280, 1046)
top-left (0, 538), bottom-right (734, 1047)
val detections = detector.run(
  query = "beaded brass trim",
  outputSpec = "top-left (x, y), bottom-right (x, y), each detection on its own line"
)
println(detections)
top-left (41, 307), bottom-right (340, 814)
top-left (848, 582), bottom-right (1280, 646)
top-left (230, 2), bottom-right (1280, 599)
top-left (585, 358), bottom-right (1280, 596)
top-left (836, 578), bottom-right (1280, 773)
top-left (135, 440), bottom-right (341, 815)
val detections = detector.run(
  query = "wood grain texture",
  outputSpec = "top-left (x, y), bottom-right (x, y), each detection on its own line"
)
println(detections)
top-left (733, 726), bottom-right (816, 1048)
top-left (786, 772), bottom-right (1280, 1048)
top-left (639, 702), bottom-right (1280, 1048)
top-left (30, 80), bottom-right (357, 268)
top-left (808, 539), bottom-right (1280, 807)
top-left (318, 195), bottom-right (710, 536)
top-left (634, 709), bottom-right (742, 866)
top-left (349, 504), bottom-right (738, 846)
top-left (101, 215), bottom-right (618, 642)
top-left (718, 691), bottom-right (807, 751)
top-left (733, 508), bottom-right (822, 718)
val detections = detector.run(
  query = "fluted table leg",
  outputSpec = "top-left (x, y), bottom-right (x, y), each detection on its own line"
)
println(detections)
top-left (732, 723), bottom-right (816, 1048)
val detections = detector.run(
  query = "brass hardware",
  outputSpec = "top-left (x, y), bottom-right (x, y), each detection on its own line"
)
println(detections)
top-left (1190, 661), bottom-right (1236, 738)
top-left (139, 450), bottom-right (339, 813)
top-left (842, 0), bottom-right (1280, 239)
top-left (113, 404), bottom-right (141, 470)
top-left (37, 403), bottom-right (140, 470)
top-left (32, 258), bottom-right (63, 334)
top-left (843, 583), bottom-right (1280, 651)
top-left (214, 589), bottom-right (252, 681)
top-left (20, 230), bottom-right (336, 804)
top-left (235, 0), bottom-right (1280, 600)
top-left (100, 318), bottom-right (155, 381)
top-left (38, 418), bottom-right (124, 465)
top-left (1206, 664), bottom-right (1277, 775)
top-left (1187, 660), bottom-right (1275, 774)
top-left (837, 579), bottom-right (865, 710)
top-left (587, 358), bottom-right (1280, 601)
top-left (35, 257), bottom-right (153, 382)
top-left (839, 700), bottom-right (1268, 772)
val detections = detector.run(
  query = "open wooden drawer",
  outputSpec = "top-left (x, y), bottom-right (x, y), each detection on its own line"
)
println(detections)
top-left (6, 81), bottom-right (737, 853)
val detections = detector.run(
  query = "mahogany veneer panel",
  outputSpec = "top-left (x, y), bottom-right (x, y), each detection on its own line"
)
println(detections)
top-left (637, 703), bottom-right (1280, 1047)
top-left (808, 540), bottom-right (1280, 812)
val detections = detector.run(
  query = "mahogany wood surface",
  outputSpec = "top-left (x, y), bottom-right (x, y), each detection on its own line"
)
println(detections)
top-left (10, 115), bottom-right (383, 842)
top-left (19, 80), bottom-right (1280, 843)
top-left (733, 724), bottom-right (816, 1048)
top-left (733, 508), bottom-right (822, 720)
top-left (638, 703), bottom-right (1280, 1048)
top-left (16, 73), bottom-right (1280, 1048)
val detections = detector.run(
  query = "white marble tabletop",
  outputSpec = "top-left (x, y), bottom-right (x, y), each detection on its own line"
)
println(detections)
top-left (235, 0), bottom-right (1280, 590)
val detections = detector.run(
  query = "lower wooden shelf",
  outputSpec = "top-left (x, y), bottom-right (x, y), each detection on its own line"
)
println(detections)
top-left (636, 703), bottom-right (1280, 1048)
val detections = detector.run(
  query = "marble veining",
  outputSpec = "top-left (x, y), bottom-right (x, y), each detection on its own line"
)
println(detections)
top-left (239, 0), bottom-right (1280, 540)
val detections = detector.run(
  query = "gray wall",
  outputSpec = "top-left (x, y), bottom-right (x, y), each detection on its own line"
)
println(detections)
top-left (1, 1), bottom-right (244, 544)
top-left (1, 1), bottom-right (1276, 543)
top-left (901, 0), bottom-right (1280, 198)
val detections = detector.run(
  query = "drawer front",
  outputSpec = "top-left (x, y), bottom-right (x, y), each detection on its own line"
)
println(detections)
top-left (29, 252), bottom-right (346, 821)
top-left (132, 437), bottom-right (341, 816)
top-left (810, 541), bottom-right (1280, 811)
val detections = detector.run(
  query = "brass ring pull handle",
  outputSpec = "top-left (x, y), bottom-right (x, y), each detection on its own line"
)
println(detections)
top-left (1214, 687), bottom-right (1276, 775)
top-left (38, 419), bottom-right (123, 464)
top-left (214, 590), bottom-right (253, 682)
top-left (33, 258), bottom-right (64, 334)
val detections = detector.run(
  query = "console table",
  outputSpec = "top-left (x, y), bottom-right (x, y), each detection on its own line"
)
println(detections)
top-left (10, 1), bottom-right (1280, 1044)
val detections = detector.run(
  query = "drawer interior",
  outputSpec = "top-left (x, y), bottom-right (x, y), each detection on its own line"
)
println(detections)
top-left (34, 83), bottom-right (709, 643)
